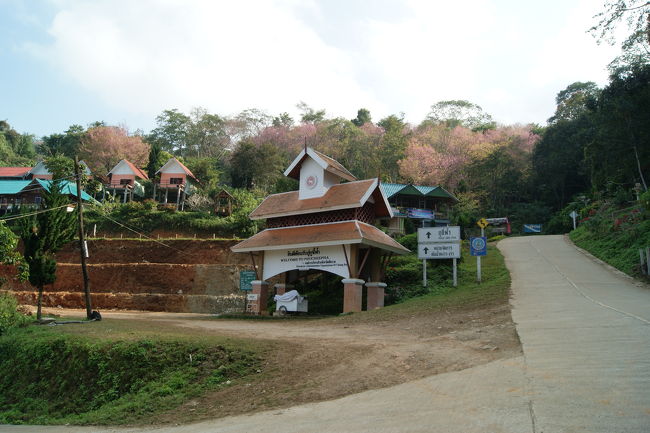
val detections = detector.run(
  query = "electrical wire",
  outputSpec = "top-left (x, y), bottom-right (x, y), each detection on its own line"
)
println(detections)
top-left (0, 204), bottom-right (74, 222)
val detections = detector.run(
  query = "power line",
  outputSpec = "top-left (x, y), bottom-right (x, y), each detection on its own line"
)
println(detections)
top-left (0, 204), bottom-right (74, 222)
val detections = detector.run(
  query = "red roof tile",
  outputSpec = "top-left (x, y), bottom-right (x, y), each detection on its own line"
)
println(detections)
top-left (231, 220), bottom-right (409, 254)
top-left (250, 179), bottom-right (385, 219)
top-left (0, 167), bottom-right (32, 178)
top-left (123, 160), bottom-right (149, 180)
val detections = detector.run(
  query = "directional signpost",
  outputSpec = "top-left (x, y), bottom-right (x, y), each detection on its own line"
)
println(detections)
top-left (569, 210), bottom-right (578, 230)
top-left (418, 226), bottom-right (461, 287)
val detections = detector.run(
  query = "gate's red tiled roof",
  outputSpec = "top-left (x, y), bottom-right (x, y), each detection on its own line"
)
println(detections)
top-left (231, 220), bottom-right (409, 254)
top-left (249, 179), bottom-right (392, 220)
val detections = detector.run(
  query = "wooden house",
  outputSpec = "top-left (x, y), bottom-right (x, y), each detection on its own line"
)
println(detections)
top-left (154, 157), bottom-right (198, 210)
top-left (105, 159), bottom-right (148, 202)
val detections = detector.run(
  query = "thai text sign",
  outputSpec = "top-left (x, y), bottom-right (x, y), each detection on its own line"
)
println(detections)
top-left (417, 226), bottom-right (461, 243)
top-left (417, 226), bottom-right (461, 259)
top-left (418, 243), bottom-right (461, 259)
top-left (263, 245), bottom-right (350, 280)
top-left (239, 270), bottom-right (257, 291)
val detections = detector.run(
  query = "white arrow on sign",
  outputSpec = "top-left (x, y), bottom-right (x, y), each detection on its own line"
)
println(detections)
top-left (418, 243), bottom-right (460, 259)
top-left (417, 226), bottom-right (461, 243)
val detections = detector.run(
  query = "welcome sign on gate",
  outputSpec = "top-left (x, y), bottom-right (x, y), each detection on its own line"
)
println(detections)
top-left (263, 245), bottom-right (350, 280)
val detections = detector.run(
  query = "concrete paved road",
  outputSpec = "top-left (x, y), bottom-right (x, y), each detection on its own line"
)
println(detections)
top-left (503, 235), bottom-right (650, 433)
top-left (4, 235), bottom-right (649, 432)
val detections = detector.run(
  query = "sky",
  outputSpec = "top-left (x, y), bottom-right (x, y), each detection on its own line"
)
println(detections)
top-left (0, 0), bottom-right (623, 138)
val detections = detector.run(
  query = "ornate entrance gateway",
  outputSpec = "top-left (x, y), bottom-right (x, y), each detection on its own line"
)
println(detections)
top-left (231, 147), bottom-right (409, 314)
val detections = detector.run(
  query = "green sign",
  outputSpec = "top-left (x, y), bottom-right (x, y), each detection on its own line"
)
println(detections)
top-left (239, 270), bottom-right (257, 291)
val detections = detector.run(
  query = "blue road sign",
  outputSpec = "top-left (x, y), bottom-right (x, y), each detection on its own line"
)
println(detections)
top-left (523, 224), bottom-right (542, 233)
top-left (470, 237), bottom-right (487, 256)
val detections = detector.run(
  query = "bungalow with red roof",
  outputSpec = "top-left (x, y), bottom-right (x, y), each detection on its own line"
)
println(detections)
top-left (153, 157), bottom-right (198, 210)
top-left (105, 159), bottom-right (148, 202)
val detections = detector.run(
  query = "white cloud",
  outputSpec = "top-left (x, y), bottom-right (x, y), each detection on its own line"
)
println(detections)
top-left (27, 0), bottom-right (621, 129)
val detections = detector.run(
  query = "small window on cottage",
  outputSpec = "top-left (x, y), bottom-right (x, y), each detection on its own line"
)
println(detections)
top-left (170, 177), bottom-right (183, 185)
top-left (34, 196), bottom-right (42, 205)
top-left (120, 179), bottom-right (132, 185)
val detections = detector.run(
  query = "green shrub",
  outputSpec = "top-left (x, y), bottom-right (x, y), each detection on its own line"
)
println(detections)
top-left (0, 293), bottom-right (30, 336)
top-left (0, 331), bottom-right (259, 425)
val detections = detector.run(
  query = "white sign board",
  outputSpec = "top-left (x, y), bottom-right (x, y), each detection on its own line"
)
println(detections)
top-left (263, 245), bottom-right (350, 280)
top-left (246, 294), bottom-right (258, 301)
top-left (418, 243), bottom-right (461, 259)
top-left (418, 226), bottom-right (461, 243)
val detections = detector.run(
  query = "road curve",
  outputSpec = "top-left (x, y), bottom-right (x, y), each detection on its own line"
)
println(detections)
top-left (4, 235), bottom-right (650, 432)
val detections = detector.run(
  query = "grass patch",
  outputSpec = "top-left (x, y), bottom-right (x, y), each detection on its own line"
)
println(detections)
top-left (0, 319), bottom-right (269, 426)
top-left (334, 242), bottom-right (510, 324)
top-left (570, 208), bottom-right (650, 277)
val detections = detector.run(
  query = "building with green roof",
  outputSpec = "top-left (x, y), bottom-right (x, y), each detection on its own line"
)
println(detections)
top-left (0, 179), bottom-right (96, 215)
top-left (379, 182), bottom-right (458, 235)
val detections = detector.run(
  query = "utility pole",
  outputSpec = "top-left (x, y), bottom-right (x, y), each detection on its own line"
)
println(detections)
top-left (74, 157), bottom-right (92, 319)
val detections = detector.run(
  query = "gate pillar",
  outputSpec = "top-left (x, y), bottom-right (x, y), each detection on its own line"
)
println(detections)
top-left (365, 282), bottom-right (387, 310)
top-left (342, 278), bottom-right (365, 313)
top-left (248, 280), bottom-right (269, 315)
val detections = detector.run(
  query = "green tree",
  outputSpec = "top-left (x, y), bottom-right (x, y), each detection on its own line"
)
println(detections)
top-left (39, 125), bottom-right (84, 158)
top-left (272, 112), bottom-right (294, 128)
top-left (184, 157), bottom-right (221, 190)
top-left (0, 221), bottom-right (22, 267)
top-left (533, 116), bottom-right (593, 210)
top-left (426, 100), bottom-right (495, 130)
top-left (351, 108), bottom-right (372, 127)
top-left (587, 62), bottom-right (650, 191)
top-left (297, 101), bottom-right (326, 124)
top-left (229, 141), bottom-right (285, 191)
top-left (548, 82), bottom-right (601, 123)
top-left (19, 181), bottom-right (77, 320)
top-left (0, 121), bottom-right (35, 164)
top-left (148, 109), bottom-right (191, 154)
top-left (44, 155), bottom-right (76, 182)
top-left (378, 114), bottom-right (410, 181)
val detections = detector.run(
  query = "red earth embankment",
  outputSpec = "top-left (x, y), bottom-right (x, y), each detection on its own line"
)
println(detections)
top-left (0, 239), bottom-right (256, 313)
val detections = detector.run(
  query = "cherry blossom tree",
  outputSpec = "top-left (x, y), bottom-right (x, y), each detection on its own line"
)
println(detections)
top-left (80, 126), bottom-right (149, 175)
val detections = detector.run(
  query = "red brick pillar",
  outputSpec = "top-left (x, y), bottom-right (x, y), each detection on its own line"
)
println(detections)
top-left (342, 278), bottom-right (364, 313)
top-left (248, 280), bottom-right (269, 315)
top-left (274, 284), bottom-right (292, 296)
top-left (365, 282), bottom-right (387, 310)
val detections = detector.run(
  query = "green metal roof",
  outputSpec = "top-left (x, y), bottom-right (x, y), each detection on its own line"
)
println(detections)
top-left (380, 183), bottom-right (407, 198)
top-left (413, 185), bottom-right (435, 195)
top-left (380, 182), bottom-right (458, 202)
top-left (33, 179), bottom-right (97, 202)
top-left (0, 180), bottom-right (31, 195)
top-left (0, 179), bottom-right (96, 202)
